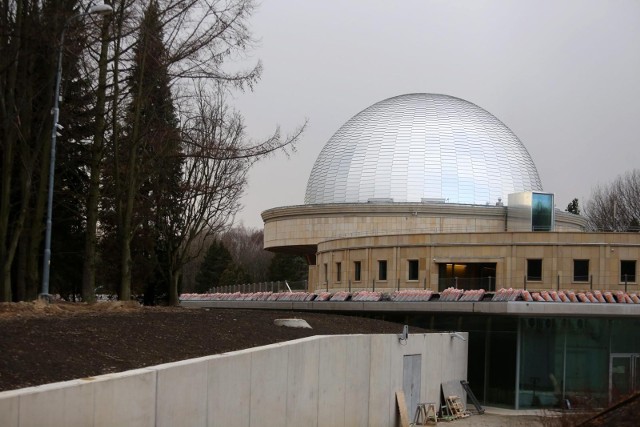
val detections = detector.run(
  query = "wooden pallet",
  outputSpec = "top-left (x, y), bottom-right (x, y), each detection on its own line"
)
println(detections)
top-left (445, 395), bottom-right (470, 419)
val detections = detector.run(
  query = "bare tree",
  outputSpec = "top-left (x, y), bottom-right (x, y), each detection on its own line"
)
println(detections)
top-left (221, 227), bottom-right (273, 282)
top-left (103, 0), bottom-right (273, 302)
top-left (585, 170), bottom-right (640, 232)
top-left (1, 0), bottom-right (303, 302)
top-left (160, 86), bottom-right (304, 304)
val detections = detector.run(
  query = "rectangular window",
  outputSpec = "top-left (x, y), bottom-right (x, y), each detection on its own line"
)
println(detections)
top-left (408, 259), bottom-right (419, 281)
top-left (573, 259), bottom-right (589, 282)
top-left (378, 260), bottom-right (388, 281)
top-left (621, 260), bottom-right (637, 283)
top-left (527, 259), bottom-right (542, 281)
top-left (354, 261), bottom-right (361, 282)
top-left (323, 263), bottom-right (328, 283)
top-left (336, 262), bottom-right (342, 282)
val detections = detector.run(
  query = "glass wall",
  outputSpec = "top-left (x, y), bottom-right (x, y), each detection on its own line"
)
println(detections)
top-left (532, 192), bottom-right (554, 231)
top-left (518, 317), bottom-right (640, 409)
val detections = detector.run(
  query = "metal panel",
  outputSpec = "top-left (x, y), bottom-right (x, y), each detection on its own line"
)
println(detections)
top-left (305, 94), bottom-right (543, 206)
top-left (403, 354), bottom-right (422, 420)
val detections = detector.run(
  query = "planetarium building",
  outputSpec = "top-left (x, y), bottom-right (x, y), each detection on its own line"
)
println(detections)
top-left (262, 94), bottom-right (640, 409)
top-left (262, 93), bottom-right (633, 292)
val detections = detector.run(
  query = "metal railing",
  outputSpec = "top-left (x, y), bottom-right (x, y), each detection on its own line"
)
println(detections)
top-left (208, 280), bottom-right (308, 294)
top-left (202, 274), bottom-right (638, 295)
top-left (438, 276), bottom-right (495, 292)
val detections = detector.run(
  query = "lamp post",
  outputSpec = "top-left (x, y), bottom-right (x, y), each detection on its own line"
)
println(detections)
top-left (40, 3), bottom-right (113, 300)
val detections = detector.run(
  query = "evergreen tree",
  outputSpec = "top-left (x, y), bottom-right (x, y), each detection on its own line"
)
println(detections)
top-left (1, 0), bottom-right (94, 300)
top-left (114, 0), bottom-right (183, 301)
top-left (219, 263), bottom-right (251, 287)
top-left (195, 240), bottom-right (233, 292)
top-left (1, 0), bottom-right (300, 302)
top-left (268, 253), bottom-right (308, 282)
top-left (566, 198), bottom-right (580, 215)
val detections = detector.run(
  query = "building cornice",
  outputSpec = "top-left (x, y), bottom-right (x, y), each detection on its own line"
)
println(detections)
top-left (262, 202), bottom-right (506, 222)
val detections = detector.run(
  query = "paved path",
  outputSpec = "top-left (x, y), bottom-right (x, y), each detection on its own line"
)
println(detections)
top-left (427, 406), bottom-right (591, 427)
top-left (444, 413), bottom-right (546, 426)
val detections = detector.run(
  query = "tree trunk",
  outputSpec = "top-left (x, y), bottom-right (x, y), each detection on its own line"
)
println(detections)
top-left (168, 266), bottom-right (181, 306)
top-left (0, 138), bottom-right (15, 301)
top-left (82, 20), bottom-right (110, 303)
top-left (25, 133), bottom-right (49, 300)
top-left (15, 235), bottom-right (27, 301)
top-left (118, 140), bottom-right (138, 301)
top-left (0, 0), bottom-right (23, 302)
top-left (119, 232), bottom-right (132, 301)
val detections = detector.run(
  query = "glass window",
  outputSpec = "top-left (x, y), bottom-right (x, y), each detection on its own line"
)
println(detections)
top-left (354, 261), bottom-right (361, 282)
top-left (323, 263), bottom-right (328, 283)
top-left (621, 260), bottom-right (636, 283)
top-left (527, 259), bottom-right (542, 281)
top-left (408, 260), bottom-right (419, 281)
top-left (378, 260), bottom-right (388, 281)
top-left (573, 260), bottom-right (589, 282)
top-left (335, 262), bottom-right (342, 282)
top-left (532, 193), bottom-right (554, 232)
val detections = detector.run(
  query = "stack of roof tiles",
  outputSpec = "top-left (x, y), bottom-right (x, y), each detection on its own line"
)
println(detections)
top-left (351, 291), bottom-right (383, 301)
top-left (329, 291), bottom-right (351, 301)
top-left (492, 288), bottom-right (522, 302)
top-left (439, 287), bottom-right (464, 301)
top-left (179, 289), bottom-right (640, 304)
top-left (390, 290), bottom-right (434, 302)
top-left (458, 289), bottom-right (485, 302)
top-left (522, 289), bottom-right (640, 303)
top-left (265, 292), bottom-right (315, 301)
top-left (314, 292), bottom-right (332, 301)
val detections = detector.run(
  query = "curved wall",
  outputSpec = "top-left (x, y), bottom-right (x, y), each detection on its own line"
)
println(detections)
top-left (312, 232), bottom-right (640, 292)
top-left (262, 203), bottom-right (587, 253)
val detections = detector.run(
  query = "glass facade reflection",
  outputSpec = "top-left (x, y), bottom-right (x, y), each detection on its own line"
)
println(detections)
top-left (532, 193), bottom-right (554, 231)
top-left (519, 317), bottom-right (640, 408)
top-left (519, 318), bottom-right (609, 408)
top-left (508, 191), bottom-right (555, 232)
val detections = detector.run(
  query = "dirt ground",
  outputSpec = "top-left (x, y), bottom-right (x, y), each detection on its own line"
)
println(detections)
top-left (0, 300), bottom-right (427, 392)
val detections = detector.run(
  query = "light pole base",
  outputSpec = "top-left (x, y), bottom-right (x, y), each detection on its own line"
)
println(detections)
top-left (37, 293), bottom-right (52, 303)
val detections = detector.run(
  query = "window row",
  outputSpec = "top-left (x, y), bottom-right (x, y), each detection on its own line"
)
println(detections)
top-left (526, 259), bottom-right (637, 283)
top-left (323, 259), bottom-right (420, 283)
top-left (323, 258), bottom-right (638, 284)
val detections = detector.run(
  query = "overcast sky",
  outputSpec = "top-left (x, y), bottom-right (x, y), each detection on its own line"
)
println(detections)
top-left (230, 0), bottom-right (640, 228)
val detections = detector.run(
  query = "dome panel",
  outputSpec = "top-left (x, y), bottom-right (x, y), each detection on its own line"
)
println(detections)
top-left (305, 94), bottom-right (543, 205)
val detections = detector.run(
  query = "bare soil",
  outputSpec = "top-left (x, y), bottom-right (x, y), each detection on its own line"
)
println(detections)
top-left (0, 301), bottom-right (423, 392)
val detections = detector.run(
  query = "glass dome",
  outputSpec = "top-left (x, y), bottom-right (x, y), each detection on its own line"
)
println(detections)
top-left (305, 93), bottom-right (543, 205)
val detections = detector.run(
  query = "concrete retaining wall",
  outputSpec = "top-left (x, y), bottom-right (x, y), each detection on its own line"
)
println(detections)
top-left (0, 333), bottom-right (467, 427)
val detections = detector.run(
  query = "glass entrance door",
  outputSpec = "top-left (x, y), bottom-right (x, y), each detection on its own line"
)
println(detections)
top-left (610, 353), bottom-right (640, 404)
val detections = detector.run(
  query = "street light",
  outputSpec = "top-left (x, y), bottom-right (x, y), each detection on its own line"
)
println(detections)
top-left (40, 2), bottom-right (113, 300)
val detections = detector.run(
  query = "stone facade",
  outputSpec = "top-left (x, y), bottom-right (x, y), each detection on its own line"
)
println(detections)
top-left (262, 203), bottom-right (640, 292)
top-left (313, 231), bottom-right (640, 292)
